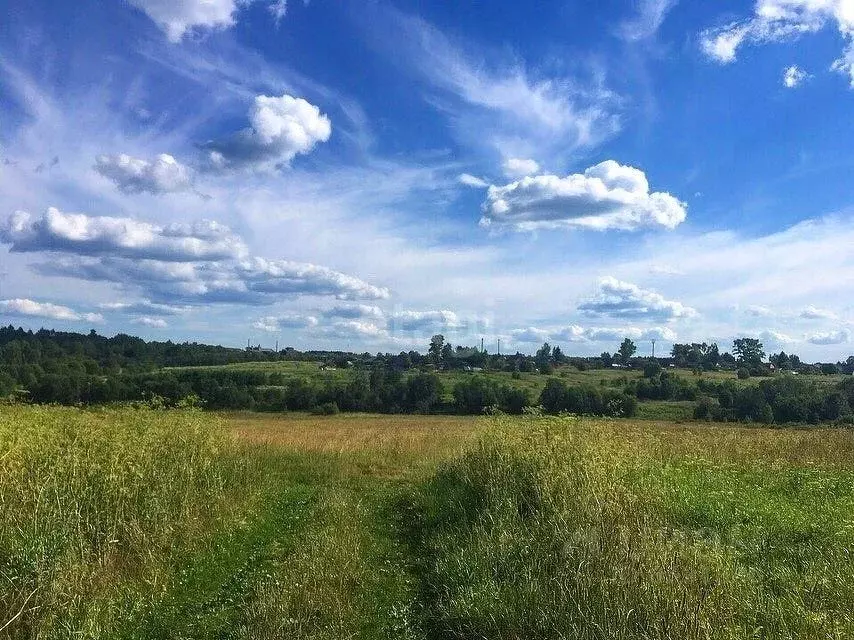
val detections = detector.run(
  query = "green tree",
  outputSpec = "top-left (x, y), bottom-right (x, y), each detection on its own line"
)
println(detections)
top-left (732, 338), bottom-right (765, 366)
top-left (428, 334), bottom-right (445, 367)
top-left (618, 338), bottom-right (637, 364)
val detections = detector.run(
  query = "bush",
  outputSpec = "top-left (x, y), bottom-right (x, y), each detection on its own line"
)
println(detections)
top-left (643, 360), bottom-right (662, 379)
top-left (737, 368), bottom-right (751, 380)
top-left (312, 401), bottom-right (340, 415)
top-left (693, 396), bottom-right (716, 420)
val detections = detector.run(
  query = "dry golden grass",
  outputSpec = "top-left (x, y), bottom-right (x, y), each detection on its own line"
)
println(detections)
top-left (225, 411), bottom-right (854, 470)
top-left (225, 412), bottom-right (484, 457)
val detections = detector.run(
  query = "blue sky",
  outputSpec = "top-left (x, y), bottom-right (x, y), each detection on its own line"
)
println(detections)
top-left (2, 0), bottom-right (854, 358)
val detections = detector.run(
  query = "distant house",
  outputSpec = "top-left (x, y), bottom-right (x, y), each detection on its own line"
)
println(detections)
top-left (246, 344), bottom-right (275, 354)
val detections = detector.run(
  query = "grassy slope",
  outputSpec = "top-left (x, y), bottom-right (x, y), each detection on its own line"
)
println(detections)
top-left (3, 409), bottom-right (854, 639)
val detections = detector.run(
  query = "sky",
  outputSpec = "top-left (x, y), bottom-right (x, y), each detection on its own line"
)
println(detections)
top-left (1, 0), bottom-right (854, 359)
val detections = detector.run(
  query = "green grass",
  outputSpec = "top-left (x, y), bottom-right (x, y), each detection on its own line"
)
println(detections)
top-left (401, 417), bottom-right (854, 639)
top-left (3, 408), bottom-right (854, 638)
top-left (635, 399), bottom-right (697, 421)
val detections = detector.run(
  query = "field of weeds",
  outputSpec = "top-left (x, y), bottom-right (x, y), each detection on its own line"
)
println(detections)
top-left (1, 407), bottom-right (852, 639)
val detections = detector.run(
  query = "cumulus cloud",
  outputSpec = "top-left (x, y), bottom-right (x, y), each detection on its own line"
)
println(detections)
top-left (510, 327), bottom-right (552, 343)
top-left (556, 325), bottom-right (678, 343)
top-left (132, 316), bottom-right (168, 329)
top-left (253, 314), bottom-right (319, 332)
top-left (204, 94), bottom-right (331, 170)
top-left (759, 329), bottom-right (796, 348)
top-left (126, 0), bottom-right (291, 42)
top-left (458, 173), bottom-right (489, 188)
top-left (1, 208), bottom-right (247, 262)
top-left (127, 0), bottom-right (238, 41)
top-left (94, 154), bottom-right (192, 194)
top-left (801, 305), bottom-right (838, 320)
top-left (33, 254), bottom-right (389, 305)
top-left (0, 298), bottom-right (103, 323)
top-left (388, 309), bottom-right (463, 332)
top-left (578, 277), bottom-right (697, 321)
top-left (807, 328), bottom-right (851, 345)
top-left (326, 320), bottom-right (389, 340)
top-left (700, 1), bottom-right (854, 85)
top-left (481, 160), bottom-right (686, 232)
top-left (502, 157), bottom-right (540, 178)
top-left (783, 65), bottom-right (810, 87)
top-left (322, 304), bottom-right (385, 320)
top-left (239, 259), bottom-right (390, 301)
top-left (511, 324), bottom-right (677, 345)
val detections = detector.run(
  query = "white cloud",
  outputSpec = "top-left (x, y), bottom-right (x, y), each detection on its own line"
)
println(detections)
top-left (783, 65), bottom-right (810, 87)
top-left (831, 42), bottom-right (854, 85)
top-left (327, 320), bottom-right (389, 340)
top-left (649, 264), bottom-right (685, 276)
top-left (132, 316), bottom-right (169, 329)
top-left (127, 0), bottom-right (239, 42)
top-left (807, 328), bottom-right (851, 345)
top-left (510, 327), bottom-right (552, 343)
top-left (700, 23), bottom-right (750, 63)
top-left (746, 304), bottom-right (774, 317)
top-left (386, 12), bottom-right (621, 161)
top-left (759, 329), bottom-right (796, 348)
top-left (98, 301), bottom-right (189, 316)
top-left (1, 208), bottom-right (247, 262)
top-left (800, 305), bottom-right (838, 320)
top-left (0, 298), bottom-right (103, 323)
top-left (322, 304), bottom-right (385, 320)
top-left (94, 153), bottom-right (192, 194)
top-left (511, 324), bottom-right (678, 345)
top-left (239, 258), bottom-right (390, 301)
top-left (578, 276), bottom-right (697, 321)
top-left (701, 1), bottom-right (854, 86)
top-left (269, 0), bottom-right (288, 26)
top-left (502, 157), bottom-right (540, 178)
top-left (389, 309), bottom-right (463, 332)
top-left (458, 173), bottom-right (489, 188)
top-left (253, 314), bottom-right (318, 332)
top-left (205, 94), bottom-right (331, 170)
top-left (619, 0), bottom-right (680, 41)
top-left (126, 0), bottom-right (292, 42)
top-left (481, 160), bottom-right (686, 232)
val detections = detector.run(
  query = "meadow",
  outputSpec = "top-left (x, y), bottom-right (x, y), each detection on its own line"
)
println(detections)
top-left (1, 406), bottom-right (852, 638)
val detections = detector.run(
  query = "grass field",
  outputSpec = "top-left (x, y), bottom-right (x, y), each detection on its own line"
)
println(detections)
top-left (1, 407), bottom-right (853, 638)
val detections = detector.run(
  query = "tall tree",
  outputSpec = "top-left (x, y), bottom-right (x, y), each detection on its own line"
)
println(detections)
top-left (732, 338), bottom-right (765, 366)
top-left (428, 334), bottom-right (444, 367)
top-left (618, 338), bottom-right (637, 364)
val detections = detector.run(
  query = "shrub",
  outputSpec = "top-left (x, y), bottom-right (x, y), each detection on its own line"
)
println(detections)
top-left (737, 368), bottom-right (750, 380)
top-left (312, 401), bottom-right (340, 415)
top-left (643, 360), bottom-right (662, 379)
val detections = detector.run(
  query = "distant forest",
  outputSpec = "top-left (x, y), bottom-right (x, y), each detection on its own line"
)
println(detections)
top-left (1, 325), bottom-right (854, 425)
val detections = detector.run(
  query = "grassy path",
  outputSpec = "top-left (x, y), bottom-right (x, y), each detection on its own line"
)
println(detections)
top-left (114, 450), bottom-right (429, 640)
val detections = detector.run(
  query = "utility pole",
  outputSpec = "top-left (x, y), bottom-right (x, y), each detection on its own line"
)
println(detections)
top-left (497, 339), bottom-right (501, 356)
top-left (651, 339), bottom-right (656, 359)
top-left (481, 337), bottom-right (484, 353)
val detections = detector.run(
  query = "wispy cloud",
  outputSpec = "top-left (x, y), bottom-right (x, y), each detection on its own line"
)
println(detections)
top-left (700, 1), bottom-right (854, 86)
